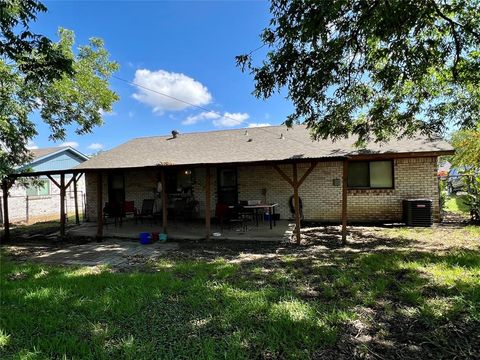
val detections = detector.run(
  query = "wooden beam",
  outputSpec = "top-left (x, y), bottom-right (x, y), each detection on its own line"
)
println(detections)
top-left (60, 174), bottom-right (66, 237)
top-left (73, 174), bottom-right (80, 225)
top-left (46, 174), bottom-right (60, 189)
top-left (65, 174), bottom-right (76, 190)
top-left (1, 179), bottom-right (10, 242)
top-left (298, 162), bottom-right (318, 187)
top-left (292, 163), bottom-right (301, 244)
top-left (341, 160), bottom-right (348, 244)
top-left (96, 172), bottom-right (103, 241)
top-left (205, 166), bottom-right (211, 240)
top-left (161, 169), bottom-right (167, 233)
top-left (273, 165), bottom-right (294, 186)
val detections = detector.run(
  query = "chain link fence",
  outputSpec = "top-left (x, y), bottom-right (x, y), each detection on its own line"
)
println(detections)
top-left (438, 173), bottom-right (478, 221)
top-left (0, 190), bottom-right (85, 225)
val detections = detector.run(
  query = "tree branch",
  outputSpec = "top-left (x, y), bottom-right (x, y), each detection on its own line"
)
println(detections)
top-left (431, 0), bottom-right (480, 41)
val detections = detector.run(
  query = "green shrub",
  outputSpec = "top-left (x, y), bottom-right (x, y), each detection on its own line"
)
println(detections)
top-left (465, 174), bottom-right (480, 223)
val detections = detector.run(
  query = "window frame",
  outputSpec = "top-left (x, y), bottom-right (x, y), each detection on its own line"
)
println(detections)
top-left (347, 160), bottom-right (395, 190)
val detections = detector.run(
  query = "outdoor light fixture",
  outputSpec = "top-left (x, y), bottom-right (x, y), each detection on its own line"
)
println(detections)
top-left (184, 170), bottom-right (192, 175)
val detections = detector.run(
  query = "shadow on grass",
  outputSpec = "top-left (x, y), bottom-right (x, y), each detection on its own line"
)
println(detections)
top-left (1, 242), bottom-right (479, 359)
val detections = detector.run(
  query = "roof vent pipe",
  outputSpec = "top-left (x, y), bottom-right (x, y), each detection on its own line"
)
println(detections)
top-left (172, 130), bottom-right (179, 138)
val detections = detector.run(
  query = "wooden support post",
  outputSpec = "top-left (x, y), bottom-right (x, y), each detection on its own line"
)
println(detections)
top-left (161, 169), bottom-right (167, 233)
top-left (273, 162), bottom-right (318, 245)
top-left (73, 174), bottom-right (80, 225)
top-left (273, 165), bottom-right (294, 186)
top-left (292, 163), bottom-right (301, 244)
top-left (96, 172), bottom-right (103, 241)
top-left (26, 196), bottom-right (29, 224)
top-left (205, 167), bottom-right (211, 240)
top-left (2, 179), bottom-right (10, 242)
top-left (341, 159), bottom-right (348, 244)
top-left (60, 174), bottom-right (66, 237)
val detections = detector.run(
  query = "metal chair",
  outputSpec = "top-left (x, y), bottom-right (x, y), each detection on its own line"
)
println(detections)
top-left (103, 202), bottom-right (122, 227)
top-left (135, 199), bottom-right (155, 225)
top-left (215, 203), bottom-right (247, 232)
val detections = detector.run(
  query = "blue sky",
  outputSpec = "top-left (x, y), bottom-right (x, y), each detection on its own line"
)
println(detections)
top-left (29, 0), bottom-right (293, 154)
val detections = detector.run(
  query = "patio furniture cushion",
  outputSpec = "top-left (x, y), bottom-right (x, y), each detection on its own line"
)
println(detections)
top-left (124, 201), bottom-right (135, 217)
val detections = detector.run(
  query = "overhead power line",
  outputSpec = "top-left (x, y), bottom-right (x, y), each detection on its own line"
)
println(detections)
top-left (111, 74), bottom-right (321, 149)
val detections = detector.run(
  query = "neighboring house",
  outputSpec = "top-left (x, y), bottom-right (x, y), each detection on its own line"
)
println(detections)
top-left (76, 125), bottom-right (453, 224)
top-left (1, 147), bottom-right (88, 224)
top-left (438, 160), bottom-right (451, 178)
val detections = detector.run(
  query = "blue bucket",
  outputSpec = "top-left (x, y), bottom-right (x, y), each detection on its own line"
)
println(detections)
top-left (139, 232), bottom-right (151, 245)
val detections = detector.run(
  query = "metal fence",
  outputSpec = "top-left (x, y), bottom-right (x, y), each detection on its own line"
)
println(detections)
top-left (0, 190), bottom-right (85, 225)
top-left (439, 174), bottom-right (475, 195)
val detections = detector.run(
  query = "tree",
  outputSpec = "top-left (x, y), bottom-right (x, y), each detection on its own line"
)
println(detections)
top-left (451, 127), bottom-right (480, 170)
top-left (0, 0), bottom-right (73, 83)
top-left (237, 0), bottom-right (480, 144)
top-left (0, 7), bottom-right (119, 179)
top-left (451, 127), bottom-right (480, 222)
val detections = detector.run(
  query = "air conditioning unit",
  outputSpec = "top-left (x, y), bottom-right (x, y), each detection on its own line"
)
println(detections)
top-left (403, 199), bottom-right (433, 227)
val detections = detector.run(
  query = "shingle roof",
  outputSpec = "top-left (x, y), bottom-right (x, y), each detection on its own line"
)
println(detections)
top-left (30, 147), bottom-right (68, 160)
top-left (75, 125), bottom-right (454, 170)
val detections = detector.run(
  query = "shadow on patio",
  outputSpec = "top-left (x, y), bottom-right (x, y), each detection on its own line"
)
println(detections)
top-left (68, 219), bottom-right (295, 242)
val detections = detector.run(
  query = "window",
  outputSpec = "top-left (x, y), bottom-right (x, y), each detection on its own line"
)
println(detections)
top-left (348, 160), bottom-right (393, 189)
top-left (26, 179), bottom-right (50, 196)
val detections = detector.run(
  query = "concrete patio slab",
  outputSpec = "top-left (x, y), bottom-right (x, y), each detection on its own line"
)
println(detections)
top-left (67, 219), bottom-right (294, 242)
top-left (5, 240), bottom-right (178, 266)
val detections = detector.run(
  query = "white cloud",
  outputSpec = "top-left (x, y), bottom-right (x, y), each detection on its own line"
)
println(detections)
top-left (132, 69), bottom-right (212, 113)
top-left (213, 112), bottom-right (249, 127)
top-left (88, 143), bottom-right (104, 151)
top-left (248, 123), bottom-right (272, 128)
top-left (182, 111), bottom-right (250, 127)
top-left (182, 111), bottom-right (220, 125)
top-left (26, 140), bottom-right (38, 150)
top-left (60, 141), bottom-right (79, 148)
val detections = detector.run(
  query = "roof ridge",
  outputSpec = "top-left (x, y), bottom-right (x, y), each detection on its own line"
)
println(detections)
top-left (128, 124), bottom-right (294, 141)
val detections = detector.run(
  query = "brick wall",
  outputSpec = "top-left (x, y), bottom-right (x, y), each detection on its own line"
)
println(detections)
top-left (347, 157), bottom-right (440, 222)
top-left (84, 156), bottom-right (440, 223)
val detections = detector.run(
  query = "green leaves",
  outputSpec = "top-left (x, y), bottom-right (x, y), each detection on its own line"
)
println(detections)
top-left (0, 0), bottom-right (74, 83)
top-left (38, 28), bottom-right (119, 142)
top-left (0, 20), bottom-right (119, 178)
top-left (238, 0), bottom-right (480, 143)
top-left (451, 127), bottom-right (480, 169)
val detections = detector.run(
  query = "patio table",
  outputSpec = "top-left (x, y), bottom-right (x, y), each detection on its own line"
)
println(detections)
top-left (230, 203), bottom-right (278, 229)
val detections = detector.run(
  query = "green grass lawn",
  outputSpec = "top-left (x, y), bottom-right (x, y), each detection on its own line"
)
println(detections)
top-left (445, 194), bottom-right (470, 214)
top-left (1, 226), bottom-right (479, 359)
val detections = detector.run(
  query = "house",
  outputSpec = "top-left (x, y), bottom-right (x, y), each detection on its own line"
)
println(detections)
top-left (73, 125), bottom-right (453, 241)
top-left (1, 147), bottom-right (88, 224)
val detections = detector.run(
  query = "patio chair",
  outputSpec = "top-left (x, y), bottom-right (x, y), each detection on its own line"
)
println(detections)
top-left (135, 199), bottom-right (155, 225)
top-left (238, 200), bottom-right (257, 224)
top-left (184, 199), bottom-right (199, 221)
top-left (103, 202), bottom-right (122, 227)
top-left (123, 201), bottom-right (136, 219)
top-left (172, 198), bottom-right (187, 224)
top-left (215, 203), bottom-right (247, 232)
